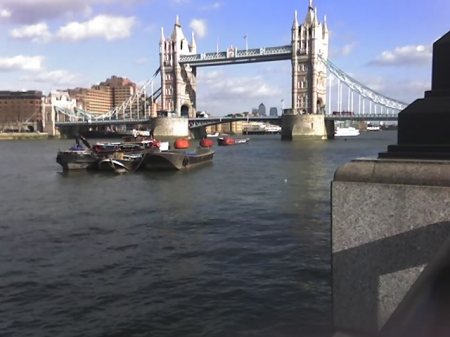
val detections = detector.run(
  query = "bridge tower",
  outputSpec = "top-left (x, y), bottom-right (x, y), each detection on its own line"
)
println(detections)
top-left (159, 16), bottom-right (197, 117)
top-left (291, 0), bottom-right (328, 114)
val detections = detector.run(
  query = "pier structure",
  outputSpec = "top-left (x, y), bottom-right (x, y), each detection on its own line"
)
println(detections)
top-left (331, 31), bottom-right (450, 336)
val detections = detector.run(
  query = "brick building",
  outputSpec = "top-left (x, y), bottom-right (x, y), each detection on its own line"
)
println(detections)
top-left (0, 90), bottom-right (43, 131)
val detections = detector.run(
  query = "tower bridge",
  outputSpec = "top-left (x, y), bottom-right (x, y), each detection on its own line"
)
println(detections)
top-left (53, 0), bottom-right (407, 139)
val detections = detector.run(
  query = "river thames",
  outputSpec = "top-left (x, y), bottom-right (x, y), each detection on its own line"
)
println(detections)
top-left (0, 131), bottom-right (396, 337)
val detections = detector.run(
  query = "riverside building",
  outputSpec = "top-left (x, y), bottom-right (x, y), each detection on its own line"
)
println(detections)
top-left (0, 90), bottom-right (43, 132)
top-left (68, 76), bottom-right (137, 115)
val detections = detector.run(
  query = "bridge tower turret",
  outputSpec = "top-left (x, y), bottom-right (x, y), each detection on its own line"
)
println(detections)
top-left (291, 0), bottom-right (328, 114)
top-left (159, 16), bottom-right (197, 117)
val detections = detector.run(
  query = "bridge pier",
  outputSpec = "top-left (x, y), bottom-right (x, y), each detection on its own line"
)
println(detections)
top-left (325, 119), bottom-right (335, 139)
top-left (189, 126), bottom-right (206, 140)
top-left (151, 117), bottom-right (189, 138)
top-left (43, 117), bottom-right (59, 137)
top-left (281, 114), bottom-right (330, 140)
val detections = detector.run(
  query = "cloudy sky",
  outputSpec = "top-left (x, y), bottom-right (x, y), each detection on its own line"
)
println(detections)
top-left (0, 0), bottom-right (448, 115)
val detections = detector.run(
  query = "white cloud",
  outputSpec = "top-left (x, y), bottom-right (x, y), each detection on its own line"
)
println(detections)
top-left (172, 0), bottom-right (190, 4)
top-left (56, 15), bottom-right (137, 41)
top-left (144, 24), bottom-right (157, 33)
top-left (0, 0), bottom-right (94, 23)
top-left (0, 0), bottom-right (139, 23)
top-left (197, 70), bottom-right (283, 114)
top-left (201, 71), bottom-right (281, 98)
top-left (331, 42), bottom-right (356, 58)
top-left (362, 76), bottom-right (386, 93)
top-left (189, 19), bottom-right (207, 38)
top-left (342, 74), bottom-right (429, 104)
top-left (340, 43), bottom-right (355, 56)
top-left (0, 55), bottom-right (44, 71)
top-left (135, 57), bottom-right (149, 65)
top-left (10, 22), bottom-right (52, 43)
top-left (21, 69), bottom-right (85, 87)
top-left (0, 9), bottom-right (11, 18)
top-left (201, 2), bottom-right (222, 10)
top-left (376, 78), bottom-right (429, 103)
top-left (369, 45), bottom-right (432, 66)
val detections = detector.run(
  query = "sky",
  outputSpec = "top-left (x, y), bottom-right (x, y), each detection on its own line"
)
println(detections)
top-left (0, 0), bottom-right (448, 116)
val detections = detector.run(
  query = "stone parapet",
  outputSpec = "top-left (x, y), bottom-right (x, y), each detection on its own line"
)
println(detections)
top-left (334, 158), bottom-right (450, 187)
top-left (331, 158), bottom-right (450, 336)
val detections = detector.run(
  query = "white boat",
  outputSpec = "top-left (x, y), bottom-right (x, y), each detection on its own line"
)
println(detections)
top-left (242, 122), bottom-right (281, 134)
top-left (366, 124), bottom-right (381, 131)
top-left (335, 127), bottom-right (360, 137)
top-left (264, 124), bottom-right (282, 133)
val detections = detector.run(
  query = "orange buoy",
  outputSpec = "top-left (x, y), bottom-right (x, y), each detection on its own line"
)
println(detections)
top-left (224, 137), bottom-right (235, 145)
top-left (199, 138), bottom-right (214, 148)
top-left (174, 138), bottom-right (190, 149)
top-left (217, 136), bottom-right (236, 146)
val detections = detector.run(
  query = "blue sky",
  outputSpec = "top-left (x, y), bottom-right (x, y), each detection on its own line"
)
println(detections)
top-left (0, 0), bottom-right (448, 115)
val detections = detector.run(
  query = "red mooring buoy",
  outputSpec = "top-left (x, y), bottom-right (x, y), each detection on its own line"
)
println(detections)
top-left (174, 138), bottom-right (190, 149)
top-left (199, 138), bottom-right (214, 148)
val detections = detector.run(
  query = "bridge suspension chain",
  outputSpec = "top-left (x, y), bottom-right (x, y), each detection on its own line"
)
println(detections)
top-left (320, 56), bottom-right (408, 112)
top-left (54, 104), bottom-right (99, 122)
top-left (55, 67), bottom-right (161, 122)
top-left (92, 67), bottom-right (161, 121)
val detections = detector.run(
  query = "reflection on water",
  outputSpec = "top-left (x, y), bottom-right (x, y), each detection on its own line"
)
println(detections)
top-left (0, 132), bottom-right (396, 337)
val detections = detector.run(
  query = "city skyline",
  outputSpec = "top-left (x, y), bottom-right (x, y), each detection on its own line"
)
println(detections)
top-left (0, 0), bottom-right (448, 115)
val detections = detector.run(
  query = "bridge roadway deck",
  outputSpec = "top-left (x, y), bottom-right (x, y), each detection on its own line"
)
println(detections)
top-left (55, 114), bottom-right (398, 128)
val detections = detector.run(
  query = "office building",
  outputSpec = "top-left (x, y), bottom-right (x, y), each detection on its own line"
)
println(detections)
top-left (68, 76), bottom-right (137, 115)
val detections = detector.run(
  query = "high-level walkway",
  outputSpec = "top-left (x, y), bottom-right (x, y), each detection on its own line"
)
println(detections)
top-left (179, 46), bottom-right (291, 66)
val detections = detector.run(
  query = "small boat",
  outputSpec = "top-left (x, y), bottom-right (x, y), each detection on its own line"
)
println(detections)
top-left (97, 152), bottom-right (145, 173)
top-left (56, 145), bottom-right (99, 171)
top-left (335, 127), bottom-right (360, 137)
top-left (56, 135), bottom-right (168, 171)
top-left (264, 124), bottom-right (282, 134)
top-left (206, 132), bottom-right (219, 138)
top-left (242, 122), bottom-right (281, 135)
top-left (366, 124), bottom-right (381, 131)
top-left (234, 137), bottom-right (250, 144)
top-left (92, 138), bottom-right (162, 155)
top-left (217, 136), bottom-right (250, 146)
top-left (141, 147), bottom-right (214, 170)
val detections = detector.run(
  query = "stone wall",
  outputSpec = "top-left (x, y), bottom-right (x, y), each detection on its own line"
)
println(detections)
top-left (332, 158), bottom-right (450, 335)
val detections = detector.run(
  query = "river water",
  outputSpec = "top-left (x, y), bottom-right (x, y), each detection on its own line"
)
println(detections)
top-left (0, 131), bottom-right (396, 337)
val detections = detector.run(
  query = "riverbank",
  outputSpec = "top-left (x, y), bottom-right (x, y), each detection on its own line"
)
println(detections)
top-left (0, 132), bottom-right (50, 140)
